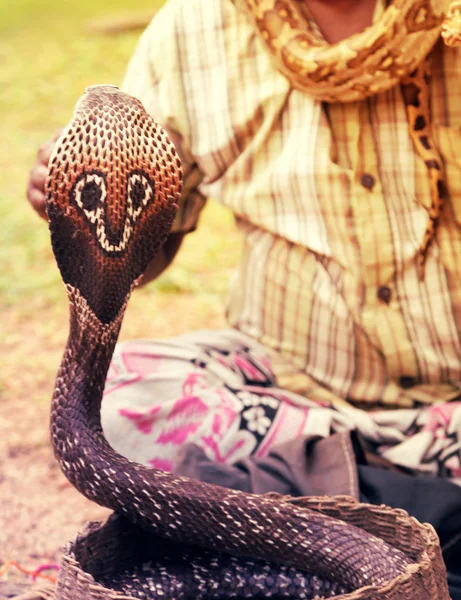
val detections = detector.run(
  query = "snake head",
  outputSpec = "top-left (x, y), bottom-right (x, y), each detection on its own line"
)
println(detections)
top-left (45, 85), bottom-right (182, 324)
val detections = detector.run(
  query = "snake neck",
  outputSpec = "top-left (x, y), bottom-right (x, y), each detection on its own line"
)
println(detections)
top-left (50, 284), bottom-right (126, 498)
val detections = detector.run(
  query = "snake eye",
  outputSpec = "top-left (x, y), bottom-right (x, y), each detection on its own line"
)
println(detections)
top-left (72, 172), bottom-right (106, 223)
top-left (127, 171), bottom-right (154, 221)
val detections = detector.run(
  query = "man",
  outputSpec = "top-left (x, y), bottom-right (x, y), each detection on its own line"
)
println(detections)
top-left (27, 0), bottom-right (461, 588)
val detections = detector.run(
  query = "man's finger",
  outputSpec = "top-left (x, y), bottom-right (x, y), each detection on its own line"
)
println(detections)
top-left (37, 140), bottom-right (56, 166)
top-left (29, 163), bottom-right (48, 190)
top-left (27, 186), bottom-right (48, 221)
top-left (36, 128), bottom-right (64, 165)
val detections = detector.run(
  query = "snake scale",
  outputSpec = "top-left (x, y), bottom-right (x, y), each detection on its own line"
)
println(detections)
top-left (45, 85), bottom-right (416, 598)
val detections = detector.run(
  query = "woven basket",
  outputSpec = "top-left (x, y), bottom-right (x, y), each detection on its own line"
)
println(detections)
top-left (53, 495), bottom-right (450, 600)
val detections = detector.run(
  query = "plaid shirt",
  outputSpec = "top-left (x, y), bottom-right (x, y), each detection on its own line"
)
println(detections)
top-left (122, 0), bottom-right (461, 408)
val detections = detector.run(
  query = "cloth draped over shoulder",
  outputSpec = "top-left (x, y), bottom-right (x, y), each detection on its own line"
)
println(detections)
top-left (233, 0), bottom-right (448, 101)
top-left (121, 0), bottom-right (461, 409)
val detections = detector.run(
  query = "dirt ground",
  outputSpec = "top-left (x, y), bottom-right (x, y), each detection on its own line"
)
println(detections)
top-left (0, 393), bottom-right (110, 584)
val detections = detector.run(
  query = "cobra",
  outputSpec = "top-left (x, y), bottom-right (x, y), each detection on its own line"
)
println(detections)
top-left (46, 85), bottom-right (412, 598)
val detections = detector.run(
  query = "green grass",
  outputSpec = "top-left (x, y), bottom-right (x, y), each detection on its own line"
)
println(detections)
top-left (0, 0), bottom-right (240, 404)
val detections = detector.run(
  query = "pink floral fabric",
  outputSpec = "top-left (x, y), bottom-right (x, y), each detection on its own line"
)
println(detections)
top-left (101, 330), bottom-right (461, 484)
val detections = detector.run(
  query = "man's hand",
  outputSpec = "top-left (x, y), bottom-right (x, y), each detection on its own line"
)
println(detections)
top-left (26, 129), bottom-right (63, 220)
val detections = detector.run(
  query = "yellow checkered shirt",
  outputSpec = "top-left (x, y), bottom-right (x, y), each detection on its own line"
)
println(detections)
top-left (122, 0), bottom-right (461, 408)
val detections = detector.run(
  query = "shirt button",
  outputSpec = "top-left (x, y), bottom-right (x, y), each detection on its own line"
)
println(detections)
top-left (361, 173), bottom-right (375, 190)
top-left (377, 286), bottom-right (392, 304)
top-left (399, 375), bottom-right (415, 389)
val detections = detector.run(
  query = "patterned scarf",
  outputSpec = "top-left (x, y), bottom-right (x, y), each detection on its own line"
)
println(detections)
top-left (233, 0), bottom-right (461, 276)
top-left (234, 0), bottom-right (460, 100)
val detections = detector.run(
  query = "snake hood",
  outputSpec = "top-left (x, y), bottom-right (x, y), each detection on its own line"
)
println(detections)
top-left (46, 85), bottom-right (182, 324)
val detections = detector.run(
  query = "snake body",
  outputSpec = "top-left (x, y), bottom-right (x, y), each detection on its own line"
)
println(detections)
top-left (46, 86), bottom-right (414, 597)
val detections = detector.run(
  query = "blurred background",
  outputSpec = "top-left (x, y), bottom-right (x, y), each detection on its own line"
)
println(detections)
top-left (0, 0), bottom-right (240, 406)
top-left (0, 0), bottom-right (239, 568)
